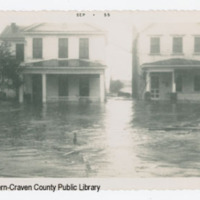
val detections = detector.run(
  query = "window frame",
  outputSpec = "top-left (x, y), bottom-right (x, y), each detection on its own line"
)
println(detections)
top-left (172, 36), bottom-right (183, 54)
top-left (79, 38), bottom-right (89, 59)
top-left (58, 38), bottom-right (68, 59)
top-left (32, 38), bottom-right (43, 59)
top-left (150, 37), bottom-right (160, 54)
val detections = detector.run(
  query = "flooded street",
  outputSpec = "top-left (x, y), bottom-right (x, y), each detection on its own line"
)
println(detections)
top-left (0, 98), bottom-right (200, 177)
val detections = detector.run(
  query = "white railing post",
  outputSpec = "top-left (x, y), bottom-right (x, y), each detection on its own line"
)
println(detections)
top-left (172, 70), bottom-right (176, 93)
top-left (19, 75), bottom-right (24, 103)
top-left (146, 71), bottom-right (150, 92)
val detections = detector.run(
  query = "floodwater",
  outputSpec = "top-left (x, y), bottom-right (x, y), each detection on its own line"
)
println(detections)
top-left (0, 98), bottom-right (200, 177)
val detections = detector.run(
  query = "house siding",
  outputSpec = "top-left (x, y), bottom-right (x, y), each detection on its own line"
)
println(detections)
top-left (25, 35), bottom-right (106, 63)
top-left (136, 23), bottom-right (200, 101)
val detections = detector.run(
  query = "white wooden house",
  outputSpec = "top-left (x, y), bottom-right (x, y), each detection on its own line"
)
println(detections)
top-left (0, 23), bottom-right (107, 103)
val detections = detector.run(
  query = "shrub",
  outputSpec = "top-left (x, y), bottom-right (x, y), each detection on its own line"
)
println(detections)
top-left (110, 80), bottom-right (124, 93)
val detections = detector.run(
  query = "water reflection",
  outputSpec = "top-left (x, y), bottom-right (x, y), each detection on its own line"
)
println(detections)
top-left (0, 99), bottom-right (200, 177)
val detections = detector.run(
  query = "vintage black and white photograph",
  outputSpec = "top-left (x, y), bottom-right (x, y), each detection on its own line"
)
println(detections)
top-left (1, 11), bottom-right (200, 179)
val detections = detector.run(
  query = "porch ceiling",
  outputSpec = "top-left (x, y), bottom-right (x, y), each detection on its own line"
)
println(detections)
top-left (142, 58), bottom-right (200, 70)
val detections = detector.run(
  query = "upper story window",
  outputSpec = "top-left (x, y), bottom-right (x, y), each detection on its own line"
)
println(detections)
top-left (33, 38), bottom-right (43, 59)
top-left (172, 37), bottom-right (183, 54)
top-left (58, 38), bottom-right (68, 58)
top-left (79, 38), bottom-right (89, 59)
top-left (194, 36), bottom-right (200, 53)
top-left (150, 37), bottom-right (160, 54)
top-left (16, 43), bottom-right (24, 62)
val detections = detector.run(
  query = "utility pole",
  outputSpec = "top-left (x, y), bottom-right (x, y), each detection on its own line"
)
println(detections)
top-left (132, 31), bottom-right (139, 99)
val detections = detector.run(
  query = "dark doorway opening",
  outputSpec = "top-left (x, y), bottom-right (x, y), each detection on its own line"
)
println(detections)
top-left (79, 75), bottom-right (89, 96)
top-left (32, 75), bottom-right (42, 103)
top-left (58, 75), bottom-right (68, 96)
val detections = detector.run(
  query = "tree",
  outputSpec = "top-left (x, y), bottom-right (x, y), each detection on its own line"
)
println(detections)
top-left (110, 79), bottom-right (124, 93)
top-left (0, 41), bottom-right (23, 99)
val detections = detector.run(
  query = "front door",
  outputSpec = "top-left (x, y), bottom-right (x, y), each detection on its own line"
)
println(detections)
top-left (32, 75), bottom-right (42, 103)
top-left (151, 75), bottom-right (159, 100)
top-left (58, 75), bottom-right (68, 96)
top-left (79, 76), bottom-right (89, 96)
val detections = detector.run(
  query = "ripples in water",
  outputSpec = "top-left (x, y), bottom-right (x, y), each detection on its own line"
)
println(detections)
top-left (0, 99), bottom-right (200, 177)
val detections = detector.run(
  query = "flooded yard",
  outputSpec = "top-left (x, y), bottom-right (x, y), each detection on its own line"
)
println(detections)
top-left (0, 98), bottom-right (200, 177)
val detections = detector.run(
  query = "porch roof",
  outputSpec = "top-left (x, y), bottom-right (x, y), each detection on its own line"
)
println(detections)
top-left (22, 59), bottom-right (106, 68)
top-left (142, 58), bottom-right (200, 70)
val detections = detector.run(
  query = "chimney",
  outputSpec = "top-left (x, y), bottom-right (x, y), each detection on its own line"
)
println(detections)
top-left (11, 23), bottom-right (17, 33)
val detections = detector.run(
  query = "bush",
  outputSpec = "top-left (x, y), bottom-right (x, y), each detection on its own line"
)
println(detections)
top-left (0, 41), bottom-right (22, 100)
top-left (110, 80), bottom-right (124, 93)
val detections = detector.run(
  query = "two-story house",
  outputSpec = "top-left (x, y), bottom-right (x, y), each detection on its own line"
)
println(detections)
top-left (136, 23), bottom-right (200, 101)
top-left (0, 23), bottom-right (107, 103)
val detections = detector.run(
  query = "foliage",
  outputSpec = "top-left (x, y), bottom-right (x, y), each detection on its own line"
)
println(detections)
top-left (110, 79), bottom-right (124, 93)
top-left (0, 42), bottom-right (22, 92)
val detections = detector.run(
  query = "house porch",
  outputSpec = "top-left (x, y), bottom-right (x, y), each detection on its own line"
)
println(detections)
top-left (18, 59), bottom-right (106, 103)
top-left (142, 58), bottom-right (200, 101)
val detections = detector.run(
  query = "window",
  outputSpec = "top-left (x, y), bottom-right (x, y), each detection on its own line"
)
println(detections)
top-left (176, 75), bottom-right (182, 92)
top-left (58, 38), bottom-right (68, 58)
top-left (173, 37), bottom-right (183, 54)
top-left (16, 44), bottom-right (24, 62)
top-left (194, 37), bottom-right (200, 53)
top-left (33, 38), bottom-right (43, 59)
top-left (194, 75), bottom-right (200, 91)
top-left (150, 37), bottom-right (160, 54)
top-left (79, 38), bottom-right (89, 59)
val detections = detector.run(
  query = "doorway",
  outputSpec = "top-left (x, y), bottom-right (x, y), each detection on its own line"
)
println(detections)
top-left (151, 75), bottom-right (159, 100)
top-left (58, 75), bottom-right (68, 96)
top-left (32, 75), bottom-right (42, 103)
top-left (79, 76), bottom-right (89, 96)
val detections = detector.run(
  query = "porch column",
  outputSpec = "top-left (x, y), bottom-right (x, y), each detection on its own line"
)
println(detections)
top-left (172, 70), bottom-right (176, 93)
top-left (19, 74), bottom-right (24, 103)
top-left (100, 73), bottom-right (105, 102)
top-left (42, 74), bottom-right (47, 103)
top-left (146, 71), bottom-right (150, 92)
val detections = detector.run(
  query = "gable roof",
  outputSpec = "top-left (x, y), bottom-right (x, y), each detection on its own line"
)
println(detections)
top-left (23, 23), bottom-right (105, 35)
top-left (0, 23), bottom-right (105, 40)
